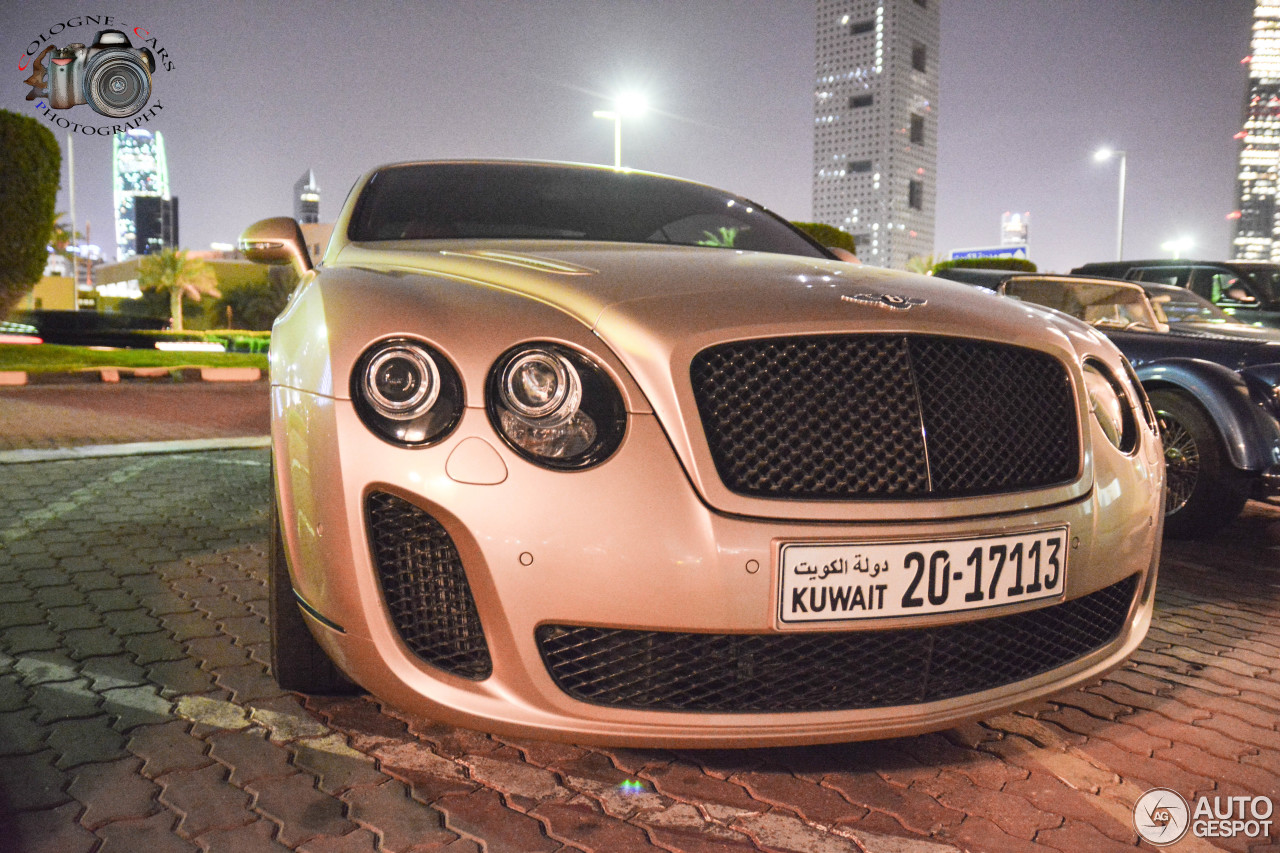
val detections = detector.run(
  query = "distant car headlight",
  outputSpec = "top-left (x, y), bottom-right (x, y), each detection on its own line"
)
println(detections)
top-left (1083, 358), bottom-right (1138, 453)
top-left (488, 343), bottom-right (626, 469)
top-left (352, 338), bottom-right (463, 446)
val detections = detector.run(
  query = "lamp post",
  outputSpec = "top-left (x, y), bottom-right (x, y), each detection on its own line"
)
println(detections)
top-left (1094, 147), bottom-right (1127, 260)
top-left (593, 93), bottom-right (647, 169)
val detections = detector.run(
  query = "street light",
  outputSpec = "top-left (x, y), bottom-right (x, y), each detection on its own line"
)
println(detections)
top-left (1161, 236), bottom-right (1193, 259)
top-left (1093, 146), bottom-right (1127, 260)
top-left (593, 93), bottom-right (647, 169)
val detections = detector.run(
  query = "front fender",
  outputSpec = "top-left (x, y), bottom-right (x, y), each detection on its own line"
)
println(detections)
top-left (1239, 362), bottom-right (1280, 422)
top-left (1139, 358), bottom-right (1280, 473)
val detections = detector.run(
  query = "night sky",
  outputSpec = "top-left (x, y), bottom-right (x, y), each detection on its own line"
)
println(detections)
top-left (8, 1), bottom-right (1255, 273)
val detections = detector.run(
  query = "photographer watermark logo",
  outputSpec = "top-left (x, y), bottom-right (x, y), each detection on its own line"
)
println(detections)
top-left (1133, 788), bottom-right (1189, 846)
top-left (18, 14), bottom-right (174, 134)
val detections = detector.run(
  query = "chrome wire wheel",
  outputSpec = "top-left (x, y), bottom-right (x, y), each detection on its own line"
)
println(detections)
top-left (1147, 388), bottom-right (1249, 539)
top-left (1157, 409), bottom-right (1199, 515)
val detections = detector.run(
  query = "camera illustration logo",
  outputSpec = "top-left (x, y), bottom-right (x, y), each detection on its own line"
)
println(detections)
top-left (1134, 788), bottom-right (1190, 846)
top-left (23, 29), bottom-right (154, 118)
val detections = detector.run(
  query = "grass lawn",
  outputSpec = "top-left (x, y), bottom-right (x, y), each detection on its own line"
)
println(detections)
top-left (0, 343), bottom-right (269, 374)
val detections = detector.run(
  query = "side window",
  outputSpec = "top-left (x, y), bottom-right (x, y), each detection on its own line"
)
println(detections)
top-left (1185, 268), bottom-right (1221, 301)
top-left (1132, 267), bottom-right (1188, 288)
top-left (1215, 273), bottom-right (1258, 305)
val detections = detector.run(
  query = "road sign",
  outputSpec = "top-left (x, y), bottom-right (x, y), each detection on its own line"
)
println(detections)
top-left (949, 245), bottom-right (1029, 260)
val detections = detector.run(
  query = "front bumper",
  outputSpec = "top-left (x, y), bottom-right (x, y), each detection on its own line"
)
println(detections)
top-left (273, 386), bottom-right (1164, 747)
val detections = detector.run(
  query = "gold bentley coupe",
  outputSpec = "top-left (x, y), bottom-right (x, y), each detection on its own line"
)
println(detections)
top-left (240, 160), bottom-right (1165, 747)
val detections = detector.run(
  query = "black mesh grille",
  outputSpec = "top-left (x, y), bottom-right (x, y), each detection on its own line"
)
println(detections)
top-left (536, 575), bottom-right (1137, 713)
top-left (689, 335), bottom-right (1079, 499)
top-left (366, 491), bottom-right (492, 679)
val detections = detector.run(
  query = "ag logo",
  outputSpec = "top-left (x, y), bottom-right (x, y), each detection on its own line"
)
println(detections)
top-left (1133, 788), bottom-right (1190, 846)
top-left (840, 291), bottom-right (927, 311)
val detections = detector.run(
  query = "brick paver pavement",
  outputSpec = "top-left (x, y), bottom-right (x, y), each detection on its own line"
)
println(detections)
top-left (0, 383), bottom-right (269, 451)
top-left (1, 447), bottom-right (1278, 851)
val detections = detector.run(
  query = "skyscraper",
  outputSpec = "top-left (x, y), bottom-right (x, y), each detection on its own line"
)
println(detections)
top-left (1233, 0), bottom-right (1280, 260)
top-left (812, 0), bottom-right (939, 268)
top-left (295, 169), bottom-right (320, 224)
top-left (134, 195), bottom-right (179, 256)
top-left (112, 129), bottom-right (170, 261)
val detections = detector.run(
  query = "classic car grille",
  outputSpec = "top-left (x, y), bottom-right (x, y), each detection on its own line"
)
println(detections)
top-left (689, 335), bottom-right (1080, 499)
top-left (536, 574), bottom-right (1137, 713)
top-left (366, 491), bottom-right (492, 679)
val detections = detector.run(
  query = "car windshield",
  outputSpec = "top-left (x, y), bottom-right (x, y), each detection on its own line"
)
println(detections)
top-left (346, 162), bottom-right (828, 258)
top-left (1001, 278), bottom-right (1159, 330)
top-left (1144, 285), bottom-right (1237, 324)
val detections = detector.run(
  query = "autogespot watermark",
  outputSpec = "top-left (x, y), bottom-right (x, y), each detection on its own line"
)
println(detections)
top-left (1133, 788), bottom-right (1274, 846)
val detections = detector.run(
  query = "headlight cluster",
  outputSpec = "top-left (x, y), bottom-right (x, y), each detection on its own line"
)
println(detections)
top-left (352, 339), bottom-right (464, 446)
top-left (1082, 357), bottom-right (1138, 453)
top-left (352, 338), bottom-right (627, 468)
top-left (488, 343), bottom-right (627, 469)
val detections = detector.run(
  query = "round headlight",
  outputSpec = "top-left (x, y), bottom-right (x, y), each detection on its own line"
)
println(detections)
top-left (1083, 358), bottom-right (1138, 453)
top-left (364, 345), bottom-right (440, 419)
top-left (352, 338), bottom-right (463, 446)
top-left (500, 350), bottom-right (582, 426)
top-left (488, 343), bottom-right (627, 469)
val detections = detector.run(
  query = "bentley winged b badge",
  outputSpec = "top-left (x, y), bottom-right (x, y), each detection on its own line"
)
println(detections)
top-left (840, 291), bottom-right (927, 311)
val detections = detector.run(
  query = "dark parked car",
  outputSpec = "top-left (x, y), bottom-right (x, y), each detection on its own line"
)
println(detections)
top-left (1139, 282), bottom-right (1280, 342)
top-left (1072, 259), bottom-right (1280, 329)
top-left (935, 268), bottom-right (1280, 538)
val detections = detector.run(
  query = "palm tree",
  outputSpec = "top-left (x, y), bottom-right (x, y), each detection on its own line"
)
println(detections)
top-left (905, 254), bottom-right (937, 275)
top-left (48, 211), bottom-right (80, 255)
top-left (138, 248), bottom-right (220, 331)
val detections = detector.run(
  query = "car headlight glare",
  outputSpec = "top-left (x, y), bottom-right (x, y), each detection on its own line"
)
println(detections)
top-left (352, 338), bottom-right (463, 446)
top-left (489, 343), bottom-right (626, 469)
top-left (1083, 358), bottom-right (1138, 453)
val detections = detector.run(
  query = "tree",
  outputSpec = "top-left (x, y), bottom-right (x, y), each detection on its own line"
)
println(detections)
top-left (0, 110), bottom-right (61, 320)
top-left (49, 211), bottom-right (81, 257)
top-left (905, 254), bottom-right (936, 274)
top-left (209, 264), bottom-right (297, 330)
top-left (931, 256), bottom-right (1037, 275)
top-left (791, 222), bottom-right (856, 256)
top-left (138, 248), bottom-right (221, 331)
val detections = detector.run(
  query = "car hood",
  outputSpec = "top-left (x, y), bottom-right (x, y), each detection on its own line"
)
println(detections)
top-left (333, 239), bottom-right (1082, 344)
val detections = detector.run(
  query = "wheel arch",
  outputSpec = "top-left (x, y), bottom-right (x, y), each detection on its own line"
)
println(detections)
top-left (1137, 358), bottom-right (1280, 474)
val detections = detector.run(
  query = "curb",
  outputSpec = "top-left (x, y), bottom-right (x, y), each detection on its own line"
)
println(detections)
top-left (0, 435), bottom-right (272, 464)
top-left (0, 367), bottom-right (264, 386)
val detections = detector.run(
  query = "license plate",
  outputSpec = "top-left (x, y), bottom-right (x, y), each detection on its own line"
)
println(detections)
top-left (777, 527), bottom-right (1067, 624)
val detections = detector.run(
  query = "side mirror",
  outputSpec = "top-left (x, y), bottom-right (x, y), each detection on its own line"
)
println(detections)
top-left (239, 217), bottom-right (313, 274)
